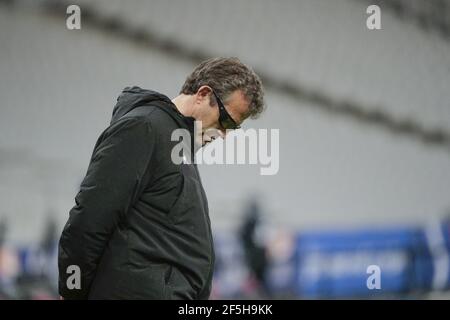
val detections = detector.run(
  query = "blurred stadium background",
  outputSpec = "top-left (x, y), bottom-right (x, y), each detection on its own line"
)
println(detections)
top-left (0, 0), bottom-right (450, 299)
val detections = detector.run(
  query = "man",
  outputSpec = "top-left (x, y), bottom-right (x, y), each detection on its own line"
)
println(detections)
top-left (58, 57), bottom-right (265, 299)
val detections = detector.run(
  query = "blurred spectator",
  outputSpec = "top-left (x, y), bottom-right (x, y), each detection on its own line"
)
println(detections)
top-left (239, 199), bottom-right (269, 298)
top-left (0, 217), bottom-right (20, 299)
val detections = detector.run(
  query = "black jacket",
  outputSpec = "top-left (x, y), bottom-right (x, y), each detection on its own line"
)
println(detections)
top-left (58, 87), bottom-right (215, 299)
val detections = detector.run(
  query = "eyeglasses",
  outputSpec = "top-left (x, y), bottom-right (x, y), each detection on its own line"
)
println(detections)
top-left (212, 90), bottom-right (241, 130)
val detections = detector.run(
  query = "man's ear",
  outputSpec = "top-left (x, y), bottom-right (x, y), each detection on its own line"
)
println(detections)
top-left (196, 86), bottom-right (213, 104)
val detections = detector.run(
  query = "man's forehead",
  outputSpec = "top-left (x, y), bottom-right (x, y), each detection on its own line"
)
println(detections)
top-left (225, 90), bottom-right (251, 125)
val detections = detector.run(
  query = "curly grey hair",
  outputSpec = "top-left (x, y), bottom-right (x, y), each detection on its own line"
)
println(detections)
top-left (180, 57), bottom-right (265, 119)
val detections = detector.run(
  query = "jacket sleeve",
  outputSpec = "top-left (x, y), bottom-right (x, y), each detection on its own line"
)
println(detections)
top-left (58, 117), bottom-right (155, 299)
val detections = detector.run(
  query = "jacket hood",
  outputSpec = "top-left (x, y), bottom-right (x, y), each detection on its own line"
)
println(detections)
top-left (111, 86), bottom-right (179, 124)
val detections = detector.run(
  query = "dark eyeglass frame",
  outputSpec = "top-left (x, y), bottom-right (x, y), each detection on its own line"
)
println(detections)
top-left (212, 90), bottom-right (241, 130)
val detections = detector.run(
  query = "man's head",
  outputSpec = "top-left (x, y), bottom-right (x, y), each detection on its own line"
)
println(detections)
top-left (177, 57), bottom-right (265, 146)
